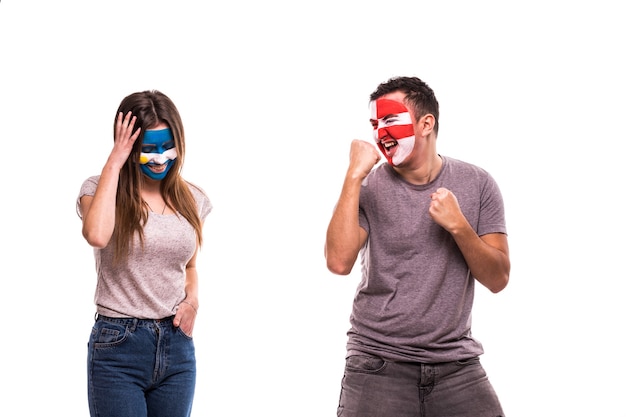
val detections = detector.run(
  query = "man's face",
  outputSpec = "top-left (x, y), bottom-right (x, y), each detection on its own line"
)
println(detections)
top-left (139, 128), bottom-right (177, 180)
top-left (370, 98), bottom-right (415, 166)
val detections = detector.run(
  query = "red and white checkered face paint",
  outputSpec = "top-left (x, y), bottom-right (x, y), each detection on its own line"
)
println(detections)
top-left (370, 98), bottom-right (416, 166)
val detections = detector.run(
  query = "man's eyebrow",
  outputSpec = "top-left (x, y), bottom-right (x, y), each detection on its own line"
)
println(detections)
top-left (381, 113), bottom-right (399, 120)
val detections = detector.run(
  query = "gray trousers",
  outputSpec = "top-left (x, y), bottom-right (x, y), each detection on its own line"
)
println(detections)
top-left (337, 354), bottom-right (504, 417)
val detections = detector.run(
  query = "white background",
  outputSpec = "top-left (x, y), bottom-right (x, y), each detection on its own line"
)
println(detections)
top-left (1, 1), bottom-right (625, 416)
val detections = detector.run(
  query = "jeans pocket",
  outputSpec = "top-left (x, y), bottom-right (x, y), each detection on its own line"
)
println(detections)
top-left (345, 354), bottom-right (387, 374)
top-left (92, 322), bottom-right (129, 348)
top-left (177, 326), bottom-right (193, 340)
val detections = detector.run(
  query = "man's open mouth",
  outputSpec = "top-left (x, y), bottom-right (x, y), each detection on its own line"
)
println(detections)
top-left (382, 140), bottom-right (398, 151)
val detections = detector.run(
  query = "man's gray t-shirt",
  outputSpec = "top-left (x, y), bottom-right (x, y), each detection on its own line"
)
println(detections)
top-left (347, 156), bottom-right (506, 363)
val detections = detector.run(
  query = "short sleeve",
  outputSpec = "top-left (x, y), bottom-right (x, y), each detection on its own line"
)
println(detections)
top-left (76, 176), bottom-right (100, 219)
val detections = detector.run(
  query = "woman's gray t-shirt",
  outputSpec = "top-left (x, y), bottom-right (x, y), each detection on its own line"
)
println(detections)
top-left (77, 176), bottom-right (212, 319)
top-left (347, 156), bottom-right (506, 363)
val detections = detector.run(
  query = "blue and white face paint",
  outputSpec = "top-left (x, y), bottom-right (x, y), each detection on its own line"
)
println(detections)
top-left (139, 128), bottom-right (177, 180)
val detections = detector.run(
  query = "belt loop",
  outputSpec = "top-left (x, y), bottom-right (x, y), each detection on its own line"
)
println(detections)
top-left (129, 318), bottom-right (139, 332)
top-left (94, 312), bottom-right (99, 322)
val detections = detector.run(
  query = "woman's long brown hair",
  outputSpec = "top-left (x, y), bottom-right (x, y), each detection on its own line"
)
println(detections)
top-left (112, 90), bottom-right (203, 263)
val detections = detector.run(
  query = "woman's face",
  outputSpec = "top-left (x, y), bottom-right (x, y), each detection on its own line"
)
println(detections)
top-left (139, 124), bottom-right (177, 180)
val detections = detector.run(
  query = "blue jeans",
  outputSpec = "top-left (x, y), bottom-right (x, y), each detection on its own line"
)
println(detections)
top-left (337, 354), bottom-right (504, 417)
top-left (87, 315), bottom-right (196, 417)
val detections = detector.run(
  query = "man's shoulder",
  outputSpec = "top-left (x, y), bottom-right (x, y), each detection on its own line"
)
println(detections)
top-left (442, 155), bottom-right (490, 177)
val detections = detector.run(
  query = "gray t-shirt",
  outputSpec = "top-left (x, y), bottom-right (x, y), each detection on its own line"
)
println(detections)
top-left (347, 156), bottom-right (506, 363)
top-left (77, 176), bottom-right (212, 319)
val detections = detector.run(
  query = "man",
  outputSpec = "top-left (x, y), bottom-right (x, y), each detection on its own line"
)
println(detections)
top-left (325, 76), bottom-right (509, 416)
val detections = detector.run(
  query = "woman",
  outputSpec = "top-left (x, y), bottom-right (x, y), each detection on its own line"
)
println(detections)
top-left (77, 90), bottom-right (212, 417)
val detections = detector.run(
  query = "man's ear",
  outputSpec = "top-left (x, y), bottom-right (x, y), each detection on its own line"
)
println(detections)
top-left (420, 114), bottom-right (436, 136)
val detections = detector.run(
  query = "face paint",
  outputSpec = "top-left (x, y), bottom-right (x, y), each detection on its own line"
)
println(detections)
top-left (370, 98), bottom-right (416, 166)
top-left (139, 128), bottom-right (177, 180)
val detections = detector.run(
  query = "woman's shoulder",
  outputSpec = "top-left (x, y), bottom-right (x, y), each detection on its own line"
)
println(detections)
top-left (79, 175), bottom-right (101, 195)
top-left (185, 180), bottom-right (213, 219)
top-left (185, 180), bottom-right (208, 199)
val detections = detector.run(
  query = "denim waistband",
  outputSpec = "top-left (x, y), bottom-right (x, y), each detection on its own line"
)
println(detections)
top-left (94, 313), bottom-right (175, 325)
